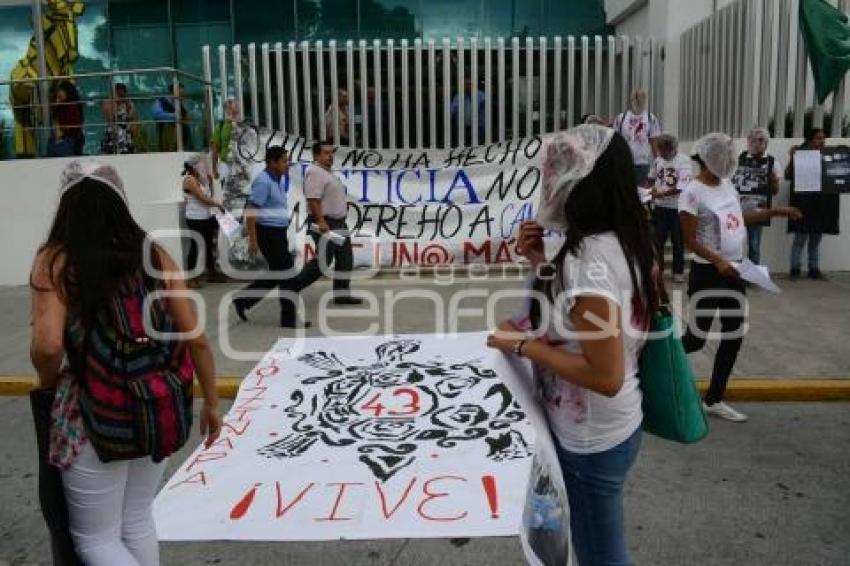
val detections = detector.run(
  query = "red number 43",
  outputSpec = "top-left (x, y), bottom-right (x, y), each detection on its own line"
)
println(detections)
top-left (360, 388), bottom-right (421, 417)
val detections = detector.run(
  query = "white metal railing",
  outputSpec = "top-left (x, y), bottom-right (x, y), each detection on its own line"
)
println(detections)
top-left (202, 35), bottom-right (665, 149)
top-left (680, 0), bottom-right (849, 140)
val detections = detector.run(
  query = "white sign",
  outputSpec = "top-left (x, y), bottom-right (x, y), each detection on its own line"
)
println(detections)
top-left (214, 209), bottom-right (242, 241)
top-left (154, 333), bottom-right (535, 542)
top-left (732, 258), bottom-right (781, 293)
top-left (793, 150), bottom-right (823, 193)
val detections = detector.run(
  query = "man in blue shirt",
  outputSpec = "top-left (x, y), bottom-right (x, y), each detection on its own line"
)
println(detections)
top-left (234, 146), bottom-right (310, 328)
top-left (152, 82), bottom-right (191, 151)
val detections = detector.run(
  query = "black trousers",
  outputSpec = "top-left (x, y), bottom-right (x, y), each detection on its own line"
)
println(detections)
top-left (681, 261), bottom-right (747, 405)
top-left (30, 389), bottom-right (83, 565)
top-left (294, 217), bottom-right (354, 295)
top-left (237, 224), bottom-right (298, 324)
top-left (185, 217), bottom-right (218, 274)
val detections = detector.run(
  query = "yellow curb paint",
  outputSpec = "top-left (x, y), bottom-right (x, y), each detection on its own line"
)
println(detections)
top-left (2, 376), bottom-right (849, 402)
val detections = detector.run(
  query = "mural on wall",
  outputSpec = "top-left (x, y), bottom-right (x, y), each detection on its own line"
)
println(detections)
top-left (9, 0), bottom-right (85, 157)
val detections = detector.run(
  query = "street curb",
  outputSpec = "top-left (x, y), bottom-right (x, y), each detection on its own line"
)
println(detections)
top-left (1, 376), bottom-right (849, 401)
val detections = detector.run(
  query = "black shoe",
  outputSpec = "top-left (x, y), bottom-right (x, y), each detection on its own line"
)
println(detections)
top-left (333, 296), bottom-right (364, 305)
top-left (788, 269), bottom-right (801, 280)
top-left (280, 320), bottom-right (312, 329)
top-left (206, 271), bottom-right (228, 284)
top-left (808, 269), bottom-right (828, 281)
top-left (234, 300), bottom-right (249, 322)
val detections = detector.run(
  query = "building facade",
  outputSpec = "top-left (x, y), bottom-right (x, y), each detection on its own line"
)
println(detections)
top-left (0, 0), bottom-right (608, 157)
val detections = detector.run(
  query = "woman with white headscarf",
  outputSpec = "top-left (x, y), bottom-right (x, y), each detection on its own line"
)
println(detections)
top-left (182, 153), bottom-right (225, 287)
top-left (29, 160), bottom-right (221, 565)
top-left (613, 89), bottom-right (661, 186)
top-left (488, 125), bottom-right (661, 566)
top-left (679, 133), bottom-right (800, 423)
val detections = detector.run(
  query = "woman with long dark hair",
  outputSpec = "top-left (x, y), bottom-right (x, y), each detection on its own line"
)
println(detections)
top-left (488, 125), bottom-right (659, 566)
top-left (49, 80), bottom-right (85, 157)
top-left (30, 160), bottom-right (221, 565)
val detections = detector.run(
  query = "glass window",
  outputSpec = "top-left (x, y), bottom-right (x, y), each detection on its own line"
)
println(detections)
top-left (359, 0), bottom-right (420, 40)
top-left (482, 0), bottom-right (553, 38)
top-left (420, 0), bottom-right (480, 39)
top-left (234, 0), bottom-right (296, 44)
top-left (543, 0), bottom-right (608, 37)
top-left (109, 0), bottom-right (171, 69)
top-left (69, 1), bottom-right (110, 156)
top-left (173, 0), bottom-right (231, 150)
top-left (310, 0), bottom-right (358, 40)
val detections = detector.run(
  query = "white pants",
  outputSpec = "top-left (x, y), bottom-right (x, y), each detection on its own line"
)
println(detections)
top-left (61, 442), bottom-right (166, 566)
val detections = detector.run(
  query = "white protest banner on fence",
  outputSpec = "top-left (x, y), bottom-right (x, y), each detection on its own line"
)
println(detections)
top-left (220, 126), bottom-right (562, 270)
top-left (154, 333), bottom-right (536, 541)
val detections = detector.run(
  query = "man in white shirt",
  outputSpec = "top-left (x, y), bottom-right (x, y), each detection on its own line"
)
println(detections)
top-left (649, 134), bottom-right (692, 282)
top-left (613, 89), bottom-right (661, 187)
top-left (294, 140), bottom-right (362, 305)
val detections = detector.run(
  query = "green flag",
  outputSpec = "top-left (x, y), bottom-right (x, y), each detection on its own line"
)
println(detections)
top-left (800, 0), bottom-right (850, 103)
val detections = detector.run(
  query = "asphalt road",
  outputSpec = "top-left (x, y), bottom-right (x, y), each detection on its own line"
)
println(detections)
top-left (1, 400), bottom-right (848, 566)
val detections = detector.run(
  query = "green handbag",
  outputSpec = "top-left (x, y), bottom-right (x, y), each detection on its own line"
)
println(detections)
top-left (638, 306), bottom-right (708, 443)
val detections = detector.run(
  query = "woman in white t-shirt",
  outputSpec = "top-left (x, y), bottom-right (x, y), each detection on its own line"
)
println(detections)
top-left (679, 133), bottom-right (800, 423)
top-left (182, 154), bottom-right (225, 288)
top-left (488, 125), bottom-right (661, 566)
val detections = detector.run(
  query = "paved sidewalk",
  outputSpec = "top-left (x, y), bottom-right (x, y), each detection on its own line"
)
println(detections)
top-left (2, 271), bottom-right (849, 380)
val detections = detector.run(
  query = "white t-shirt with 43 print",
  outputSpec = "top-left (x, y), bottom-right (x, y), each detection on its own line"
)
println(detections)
top-left (650, 153), bottom-right (693, 209)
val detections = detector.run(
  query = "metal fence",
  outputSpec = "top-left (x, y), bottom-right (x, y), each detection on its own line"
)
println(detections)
top-left (680, 0), bottom-right (849, 141)
top-left (203, 35), bottom-right (665, 150)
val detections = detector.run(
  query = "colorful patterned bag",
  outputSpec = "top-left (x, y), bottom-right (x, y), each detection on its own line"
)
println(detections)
top-left (66, 275), bottom-right (194, 463)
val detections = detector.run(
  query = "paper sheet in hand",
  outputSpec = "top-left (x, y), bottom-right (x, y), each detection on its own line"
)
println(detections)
top-left (308, 224), bottom-right (347, 245)
top-left (215, 209), bottom-right (242, 240)
top-left (793, 150), bottom-right (823, 193)
top-left (732, 258), bottom-right (781, 293)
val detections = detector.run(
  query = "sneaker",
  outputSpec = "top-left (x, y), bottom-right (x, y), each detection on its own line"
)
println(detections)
top-left (788, 269), bottom-right (801, 280)
top-left (673, 273), bottom-right (685, 284)
top-left (702, 401), bottom-right (748, 423)
top-left (206, 271), bottom-right (228, 284)
top-left (808, 269), bottom-right (828, 281)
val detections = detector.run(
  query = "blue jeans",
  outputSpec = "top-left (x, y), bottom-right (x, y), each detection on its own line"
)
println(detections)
top-left (747, 225), bottom-right (763, 265)
top-left (554, 428), bottom-right (642, 566)
top-left (790, 232), bottom-right (822, 272)
top-left (652, 207), bottom-right (685, 275)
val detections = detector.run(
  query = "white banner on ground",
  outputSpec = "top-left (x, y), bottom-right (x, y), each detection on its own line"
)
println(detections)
top-left (219, 127), bottom-right (562, 269)
top-left (154, 333), bottom-right (537, 541)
